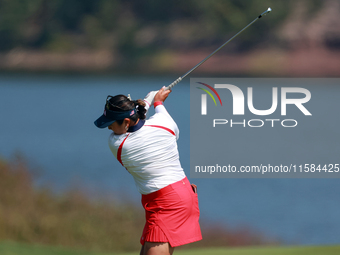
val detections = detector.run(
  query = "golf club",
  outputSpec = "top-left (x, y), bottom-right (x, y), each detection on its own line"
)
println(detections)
top-left (165, 7), bottom-right (272, 90)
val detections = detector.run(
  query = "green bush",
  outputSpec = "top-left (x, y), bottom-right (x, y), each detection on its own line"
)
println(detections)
top-left (0, 156), bottom-right (144, 252)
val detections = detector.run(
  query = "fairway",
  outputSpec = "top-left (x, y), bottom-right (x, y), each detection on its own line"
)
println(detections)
top-left (1, 241), bottom-right (340, 255)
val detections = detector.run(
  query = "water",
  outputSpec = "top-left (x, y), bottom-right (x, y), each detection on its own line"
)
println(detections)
top-left (0, 74), bottom-right (339, 246)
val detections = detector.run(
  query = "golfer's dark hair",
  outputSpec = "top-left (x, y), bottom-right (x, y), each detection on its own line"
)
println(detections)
top-left (107, 95), bottom-right (146, 125)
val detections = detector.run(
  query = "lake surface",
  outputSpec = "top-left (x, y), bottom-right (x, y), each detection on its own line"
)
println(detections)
top-left (0, 74), bottom-right (339, 246)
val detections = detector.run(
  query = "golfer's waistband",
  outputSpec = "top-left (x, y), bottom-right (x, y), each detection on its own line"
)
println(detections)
top-left (142, 177), bottom-right (188, 201)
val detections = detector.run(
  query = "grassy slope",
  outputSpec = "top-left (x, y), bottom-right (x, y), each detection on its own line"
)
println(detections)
top-left (1, 241), bottom-right (340, 255)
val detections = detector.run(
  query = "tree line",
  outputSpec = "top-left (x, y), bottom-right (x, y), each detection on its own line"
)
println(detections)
top-left (0, 0), bottom-right (328, 53)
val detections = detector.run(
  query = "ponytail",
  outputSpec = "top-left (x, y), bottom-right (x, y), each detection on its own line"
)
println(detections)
top-left (133, 99), bottom-right (146, 120)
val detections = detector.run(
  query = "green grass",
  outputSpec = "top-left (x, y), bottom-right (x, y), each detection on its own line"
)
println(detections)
top-left (176, 245), bottom-right (340, 255)
top-left (1, 241), bottom-right (340, 255)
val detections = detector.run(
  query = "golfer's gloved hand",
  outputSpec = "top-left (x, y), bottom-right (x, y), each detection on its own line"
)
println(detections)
top-left (143, 91), bottom-right (158, 111)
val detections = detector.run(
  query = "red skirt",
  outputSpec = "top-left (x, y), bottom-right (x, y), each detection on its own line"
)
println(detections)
top-left (140, 177), bottom-right (202, 247)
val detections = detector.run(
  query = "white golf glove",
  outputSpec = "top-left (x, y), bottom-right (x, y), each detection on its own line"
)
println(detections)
top-left (143, 90), bottom-right (158, 111)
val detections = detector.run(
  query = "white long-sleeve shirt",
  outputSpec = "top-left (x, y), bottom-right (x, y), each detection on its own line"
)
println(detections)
top-left (108, 104), bottom-right (186, 194)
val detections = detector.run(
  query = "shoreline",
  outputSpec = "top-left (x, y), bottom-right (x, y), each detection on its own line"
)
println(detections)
top-left (0, 48), bottom-right (339, 77)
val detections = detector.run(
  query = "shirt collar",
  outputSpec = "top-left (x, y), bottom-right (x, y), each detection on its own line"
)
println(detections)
top-left (128, 119), bottom-right (145, 132)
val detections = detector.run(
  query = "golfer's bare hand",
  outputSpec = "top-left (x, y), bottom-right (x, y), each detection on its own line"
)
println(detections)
top-left (154, 86), bottom-right (171, 103)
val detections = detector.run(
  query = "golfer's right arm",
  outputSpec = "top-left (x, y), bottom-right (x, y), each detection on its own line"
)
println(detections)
top-left (153, 86), bottom-right (172, 117)
top-left (153, 87), bottom-right (180, 139)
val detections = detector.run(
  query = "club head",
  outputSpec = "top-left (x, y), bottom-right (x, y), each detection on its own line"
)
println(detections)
top-left (259, 7), bottom-right (272, 18)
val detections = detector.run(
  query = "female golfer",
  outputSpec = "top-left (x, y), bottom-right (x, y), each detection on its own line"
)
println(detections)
top-left (94, 87), bottom-right (202, 255)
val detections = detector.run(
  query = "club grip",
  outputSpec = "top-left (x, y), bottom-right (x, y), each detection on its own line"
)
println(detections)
top-left (165, 77), bottom-right (182, 90)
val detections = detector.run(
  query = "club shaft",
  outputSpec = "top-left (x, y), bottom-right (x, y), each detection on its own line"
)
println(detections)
top-left (166, 8), bottom-right (271, 90)
top-left (183, 16), bottom-right (258, 79)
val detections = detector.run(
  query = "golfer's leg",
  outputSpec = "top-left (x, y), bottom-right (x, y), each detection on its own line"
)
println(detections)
top-left (143, 242), bottom-right (174, 255)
